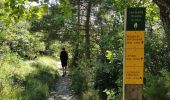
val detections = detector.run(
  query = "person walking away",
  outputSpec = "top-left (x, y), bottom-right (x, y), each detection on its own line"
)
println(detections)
top-left (60, 48), bottom-right (68, 77)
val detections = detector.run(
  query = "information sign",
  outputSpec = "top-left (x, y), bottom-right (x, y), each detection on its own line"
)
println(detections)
top-left (124, 8), bottom-right (145, 84)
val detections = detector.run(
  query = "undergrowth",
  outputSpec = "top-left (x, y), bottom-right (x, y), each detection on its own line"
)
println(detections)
top-left (0, 53), bottom-right (59, 100)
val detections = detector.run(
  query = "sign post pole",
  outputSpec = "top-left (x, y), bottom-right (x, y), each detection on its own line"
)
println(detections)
top-left (123, 8), bottom-right (146, 100)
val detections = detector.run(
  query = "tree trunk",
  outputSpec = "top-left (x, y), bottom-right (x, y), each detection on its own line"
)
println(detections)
top-left (153, 0), bottom-right (170, 49)
top-left (85, 0), bottom-right (92, 59)
top-left (72, 0), bottom-right (81, 67)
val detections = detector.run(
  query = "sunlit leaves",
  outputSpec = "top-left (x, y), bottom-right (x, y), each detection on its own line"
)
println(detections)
top-left (3, 0), bottom-right (25, 20)
top-left (146, 2), bottom-right (159, 21)
top-left (0, 0), bottom-right (50, 25)
top-left (106, 50), bottom-right (114, 63)
top-left (36, 5), bottom-right (48, 19)
top-left (59, 0), bottom-right (73, 18)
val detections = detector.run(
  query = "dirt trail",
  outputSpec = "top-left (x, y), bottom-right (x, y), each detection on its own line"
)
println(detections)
top-left (48, 62), bottom-right (78, 100)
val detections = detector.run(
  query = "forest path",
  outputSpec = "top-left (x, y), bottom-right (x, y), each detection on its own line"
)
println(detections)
top-left (48, 61), bottom-right (78, 100)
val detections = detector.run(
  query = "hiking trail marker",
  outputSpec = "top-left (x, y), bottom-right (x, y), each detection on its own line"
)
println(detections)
top-left (123, 8), bottom-right (146, 100)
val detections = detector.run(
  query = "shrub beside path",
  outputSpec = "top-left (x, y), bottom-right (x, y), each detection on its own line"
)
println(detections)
top-left (48, 61), bottom-right (78, 100)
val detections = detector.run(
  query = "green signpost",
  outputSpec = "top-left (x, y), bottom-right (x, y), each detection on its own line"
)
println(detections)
top-left (126, 8), bottom-right (146, 31)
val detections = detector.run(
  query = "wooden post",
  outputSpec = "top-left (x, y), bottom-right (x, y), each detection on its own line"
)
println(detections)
top-left (125, 85), bottom-right (142, 100)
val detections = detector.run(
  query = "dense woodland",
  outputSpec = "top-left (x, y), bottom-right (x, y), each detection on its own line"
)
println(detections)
top-left (0, 0), bottom-right (170, 100)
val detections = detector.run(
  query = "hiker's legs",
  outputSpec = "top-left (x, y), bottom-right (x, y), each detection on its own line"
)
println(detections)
top-left (65, 61), bottom-right (67, 75)
top-left (61, 60), bottom-right (67, 76)
top-left (64, 66), bottom-right (67, 75)
top-left (62, 67), bottom-right (65, 76)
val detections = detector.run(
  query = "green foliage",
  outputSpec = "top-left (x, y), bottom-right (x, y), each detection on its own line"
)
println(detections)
top-left (22, 59), bottom-right (58, 100)
top-left (145, 17), bottom-right (170, 73)
top-left (144, 69), bottom-right (170, 100)
top-left (0, 53), bottom-right (24, 99)
top-left (94, 61), bottom-right (121, 100)
top-left (70, 59), bottom-right (101, 100)
top-left (106, 50), bottom-right (114, 63)
top-left (104, 89), bottom-right (116, 100)
top-left (37, 5), bottom-right (48, 19)
top-left (82, 88), bottom-right (99, 100)
top-left (0, 19), bottom-right (46, 59)
top-left (59, 0), bottom-right (73, 18)
top-left (1, 0), bottom-right (170, 100)
top-left (70, 67), bottom-right (88, 96)
top-left (0, 54), bottom-right (58, 99)
top-left (0, 0), bottom-right (49, 25)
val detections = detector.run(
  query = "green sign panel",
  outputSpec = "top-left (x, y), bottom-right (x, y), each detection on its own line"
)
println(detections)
top-left (126, 8), bottom-right (146, 31)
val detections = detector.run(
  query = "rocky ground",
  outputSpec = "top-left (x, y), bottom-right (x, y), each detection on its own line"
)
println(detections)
top-left (48, 62), bottom-right (78, 100)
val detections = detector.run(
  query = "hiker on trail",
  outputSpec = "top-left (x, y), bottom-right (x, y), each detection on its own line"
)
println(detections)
top-left (60, 47), bottom-right (68, 77)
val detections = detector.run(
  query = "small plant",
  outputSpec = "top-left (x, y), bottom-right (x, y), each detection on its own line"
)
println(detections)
top-left (104, 89), bottom-right (116, 100)
top-left (82, 88), bottom-right (99, 100)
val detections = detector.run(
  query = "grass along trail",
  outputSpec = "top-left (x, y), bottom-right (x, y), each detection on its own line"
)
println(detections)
top-left (48, 61), bottom-right (78, 100)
